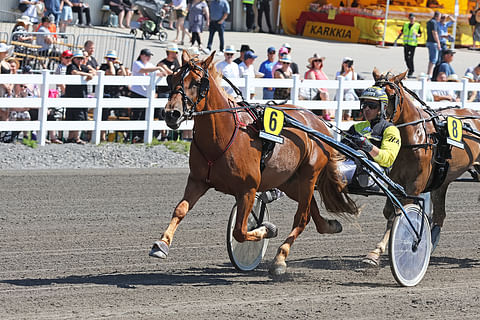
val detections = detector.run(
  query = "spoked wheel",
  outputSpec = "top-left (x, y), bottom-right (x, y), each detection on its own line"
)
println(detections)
top-left (389, 204), bottom-right (431, 287)
top-left (158, 31), bottom-right (167, 42)
top-left (142, 31), bottom-right (151, 40)
top-left (227, 196), bottom-right (270, 271)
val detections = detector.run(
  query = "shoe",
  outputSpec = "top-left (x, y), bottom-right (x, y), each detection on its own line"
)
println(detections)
top-left (203, 47), bottom-right (211, 54)
top-left (86, 23), bottom-right (93, 27)
top-left (216, 51), bottom-right (224, 56)
top-left (132, 136), bottom-right (143, 144)
top-left (323, 114), bottom-right (332, 121)
top-left (259, 189), bottom-right (285, 204)
top-left (166, 26), bottom-right (174, 30)
top-left (268, 29), bottom-right (275, 34)
top-left (51, 138), bottom-right (63, 144)
top-left (179, 41), bottom-right (184, 45)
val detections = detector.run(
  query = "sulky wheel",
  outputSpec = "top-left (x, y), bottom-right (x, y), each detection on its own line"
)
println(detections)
top-left (227, 196), bottom-right (270, 271)
top-left (389, 204), bottom-right (432, 287)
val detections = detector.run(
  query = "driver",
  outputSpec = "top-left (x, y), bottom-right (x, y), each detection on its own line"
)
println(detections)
top-left (339, 86), bottom-right (401, 189)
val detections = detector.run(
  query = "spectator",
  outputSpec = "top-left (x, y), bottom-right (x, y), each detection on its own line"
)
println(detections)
top-left (426, 11), bottom-right (441, 78)
top-left (12, 16), bottom-right (34, 43)
top-left (280, 43), bottom-right (299, 74)
top-left (35, 14), bottom-right (58, 39)
top-left (465, 63), bottom-right (480, 81)
top-left (257, 0), bottom-right (274, 34)
top-left (166, 0), bottom-right (176, 30)
top-left (336, 57), bottom-right (358, 120)
top-left (439, 14), bottom-right (454, 52)
top-left (472, 9), bottom-right (480, 50)
top-left (206, 0), bottom-right (230, 54)
top-left (37, 16), bottom-right (60, 61)
top-left (239, 50), bottom-right (257, 99)
top-left (71, 0), bottom-right (92, 27)
top-left (273, 54), bottom-right (292, 100)
top-left (234, 44), bottom-right (253, 65)
top-left (84, 40), bottom-right (98, 70)
top-left (17, 64), bottom-right (40, 141)
top-left (59, 0), bottom-right (73, 33)
top-left (188, 0), bottom-right (209, 52)
top-left (434, 49), bottom-right (456, 79)
top-left (258, 46), bottom-right (276, 99)
top-left (216, 44), bottom-right (239, 95)
top-left (464, 73), bottom-right (478, 102)
top-left (109, 0), bottom-right (133, 28)
top-left (395, 13), bottom-right (421, 78)
top-left (304, 53), bottom-right (331, 120)
top-left (431, 72), bottom-right (457, 101)
top-left (18, 0), bottom-right (40, 23)
top-left (271, 46), bottom-right (289, 77)
top-left (44, 0), bottom-right (61, 25)
top-left (242, 0), bottom-right (255, 32)
top-left (0, 43), bottom-right (13, 102)
top-left (172, 0), bottom-right (191, 45)
top-left (130, 48), bottom-right (168, 143)
top-left (64, 50), bottom-right (96, 144)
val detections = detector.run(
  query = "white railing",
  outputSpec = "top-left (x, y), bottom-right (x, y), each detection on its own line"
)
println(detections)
top-left (1, 71), bottom-right (480, 146)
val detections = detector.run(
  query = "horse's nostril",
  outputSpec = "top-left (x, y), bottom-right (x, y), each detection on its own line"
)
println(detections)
top-left (172, 110), bottom-right (182, 119)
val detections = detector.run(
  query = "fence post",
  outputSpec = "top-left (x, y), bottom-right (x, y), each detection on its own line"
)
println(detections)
top-left (460, 77), bottom-right (468, 109)
top-left (335, 76), bottom-right (344, 140)
top-left (291, 74), bottom-right (300, 105)
top-left (144, 72), bottom-right (157, 144)
top-left (243, 74), bottom-right (251, 102)
top-left (92, 71), bottom-right (105, 145)
top-left (38, 70), bottom-right (50, 146)
top-left (420, 76), bottom-right (427, 102)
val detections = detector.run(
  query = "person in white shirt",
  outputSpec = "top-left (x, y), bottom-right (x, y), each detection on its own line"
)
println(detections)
top-left (216, 44), bottom-right (239, 96)
top-left (238, 50), bottom-right (257, 98)
top-left (130, 48), bottom-right (168, 143)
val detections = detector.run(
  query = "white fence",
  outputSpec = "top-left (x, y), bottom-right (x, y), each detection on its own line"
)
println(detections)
top-left (1, 71), bottom-right (480, 146)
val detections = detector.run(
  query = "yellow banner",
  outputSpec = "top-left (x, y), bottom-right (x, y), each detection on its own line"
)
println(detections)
top-left (303, 21), bottom-right (360, 42)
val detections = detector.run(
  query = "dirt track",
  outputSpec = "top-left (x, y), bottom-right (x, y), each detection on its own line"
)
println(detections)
top-left (0, 169), bottom-right (479, 319)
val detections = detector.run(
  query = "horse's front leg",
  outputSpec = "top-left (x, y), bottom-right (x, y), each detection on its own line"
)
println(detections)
top-left (233, 190), bottom-right (278, 242)
top-left (149, 175), bottom-right (209, 259)
top-left (269, 178), bottom-right (315, 275)
top-left (363, 199), bottom-right (395, 266)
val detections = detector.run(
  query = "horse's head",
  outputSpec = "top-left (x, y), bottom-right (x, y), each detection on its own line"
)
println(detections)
top-left (372, 68), bottom-right (408, 123)
top-left (164, 50), bottom-right (215, 129)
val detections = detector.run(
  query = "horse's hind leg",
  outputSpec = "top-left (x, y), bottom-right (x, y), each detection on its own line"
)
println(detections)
top-left (310, 194), bottom-right (342, 234)
top-left (149, 176), bottom-right (209, 259)
top-left (363, 199), bottom-right (394, 267)
top-left (430, 183), bottom-right (449, 250)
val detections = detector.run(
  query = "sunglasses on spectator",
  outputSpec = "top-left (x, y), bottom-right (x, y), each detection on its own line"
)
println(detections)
top-left (63, 56), bottom-right (72, 59)
top-left (268, 51), bottom-right (276, 54)
top-left (361, 101), bottom-right (380, 110)
top-left (313, 59), bottom-right (322, 63)
top-left (225, 53), bottom-right (234, 56)
top-left (282, 62), bottom-right (291, 65)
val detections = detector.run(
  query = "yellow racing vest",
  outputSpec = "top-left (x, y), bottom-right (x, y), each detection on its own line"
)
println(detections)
top-left (402, 22), bottom-right (420, 46)
top-left (243, 0), bottom-right (254, 4)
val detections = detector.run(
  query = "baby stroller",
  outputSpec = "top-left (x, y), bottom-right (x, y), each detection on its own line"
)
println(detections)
top-left (132, 0), bottom-right (169, 41)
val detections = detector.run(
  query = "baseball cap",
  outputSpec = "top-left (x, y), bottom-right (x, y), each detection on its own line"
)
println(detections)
top-left (140, 48), bottom-right (154, 56)
top-left (409, 13), bottom-right (415, 18)
top-left (61, 49), bottom-right (73, 58)
top-left (279, 47), bottom-right (289, 54)
top-left (443, 49), bottom-right (456, 55)
top-left (267, 46), bottom-right (276, 53)
top-left (244, 50), bottom-right (257, 60)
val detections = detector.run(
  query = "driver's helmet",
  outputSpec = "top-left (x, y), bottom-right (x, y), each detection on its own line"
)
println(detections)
top-left (359, 86), bottom-right (388, 110)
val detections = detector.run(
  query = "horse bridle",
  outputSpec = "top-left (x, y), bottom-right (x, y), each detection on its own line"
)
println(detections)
top-left (167, 59), bottom-right (210, 120)
top-left (374, 73), bottom-right (404, 123)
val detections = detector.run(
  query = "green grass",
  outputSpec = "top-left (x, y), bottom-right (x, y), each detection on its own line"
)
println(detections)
top-left (22, 137), bottom-right (37, 148)
top-left (146, 138), bottom-right (191, 155)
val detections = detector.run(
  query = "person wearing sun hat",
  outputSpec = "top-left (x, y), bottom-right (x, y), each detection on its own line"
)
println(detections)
top-left (271, 46), bottom-right (290, 78)
top-left (273, 54), bottom-right (293, 100)
top-left (157, 43), bottom-right (180, 98)
top-left (0, 43), bottom-right (14, 118)
top-left (280, 43), bottom-right (298, 74)
top-left (64, 49), bottom-right (96, 144)
top-left (216, 44), bottom-right (239, 95)
top-left (304, 53), bottom-right (332, 120)
top-left (259, 46), bottom-right (276, 99)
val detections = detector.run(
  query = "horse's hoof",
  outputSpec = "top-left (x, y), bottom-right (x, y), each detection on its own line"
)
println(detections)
top-left (328, 219), bottom-right (343, 233)
top-left (362, 252), bottom-right (380, 267)
top-left (149, 240), bottom-right (169, 259)
top-left (269, 261), bottom-right (287, 276)
top-left (261, 221), bottom-right (278, 238)
top-left (431, 225), bottom-right (441, 254)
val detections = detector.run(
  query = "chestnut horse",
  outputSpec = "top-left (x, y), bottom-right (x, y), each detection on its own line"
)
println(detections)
top-left (149, 51), bottom-right (358, 275)
top-left (363, 69), bottom-right (480, 266)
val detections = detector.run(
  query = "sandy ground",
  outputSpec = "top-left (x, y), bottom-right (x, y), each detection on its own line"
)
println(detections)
top-left (0, 168), bottom-right (479, 319)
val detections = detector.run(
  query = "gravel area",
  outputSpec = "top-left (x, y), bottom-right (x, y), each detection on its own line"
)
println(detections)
top-left (0, 143), bottom-right (189, 170)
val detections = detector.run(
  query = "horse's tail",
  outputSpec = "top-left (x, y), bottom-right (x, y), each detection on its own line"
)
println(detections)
top-left (317, 151), bottom-right (359, 218)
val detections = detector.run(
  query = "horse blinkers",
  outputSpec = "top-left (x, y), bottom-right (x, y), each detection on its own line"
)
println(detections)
top-left (199, 76), bottom-right (210, 98)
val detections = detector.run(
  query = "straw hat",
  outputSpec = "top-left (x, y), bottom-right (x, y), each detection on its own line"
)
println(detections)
top-left (279, 54), bottom-right (292, 63)
top-left (447, 74), bottom-right (459, 82)
top-left (104, 50), bottom-right (118, 59)
top-left (224, 44), bottom-right (235, 54)
top-left (16, 16), bottom-right (32, 25)
top-left (308, 53), bottom-right (325, 66)
top-left (463, 72), bottom-right (475, 81)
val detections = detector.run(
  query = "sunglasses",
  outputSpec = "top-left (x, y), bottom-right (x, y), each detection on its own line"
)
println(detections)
top-left (282, 62), bottom-right (290, 65)
top-left (268, 51), bottom-right (276, 54)
top-left (361, 101), bottom-right (380, 110)
top-left (63, 56), bottom-right (72, 59)
top-left (313, 59), bottom-right (322, 63)
top-left (225, 53), bottom-right (234, 56)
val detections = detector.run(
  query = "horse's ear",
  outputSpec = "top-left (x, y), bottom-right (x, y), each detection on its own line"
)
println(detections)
top-left (202, 51), bottom-right (215, 69)
top-left (393, 70), bottom-right (408, 83)
top-left (182, 50), bottom-right (191, 65)
top-left (372, 68), bottom-right (381, 81)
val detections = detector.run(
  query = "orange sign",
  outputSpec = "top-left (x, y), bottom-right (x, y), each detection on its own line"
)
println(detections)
top-left (303, 21), bottom-right (360, 43)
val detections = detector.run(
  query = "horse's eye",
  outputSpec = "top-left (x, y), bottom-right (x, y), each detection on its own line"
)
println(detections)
top-left (189, 81), bottom-right (199, 89)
